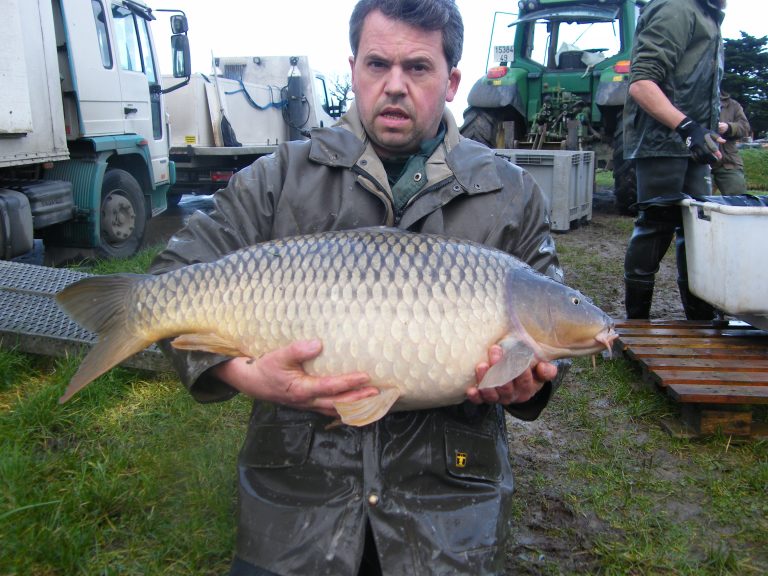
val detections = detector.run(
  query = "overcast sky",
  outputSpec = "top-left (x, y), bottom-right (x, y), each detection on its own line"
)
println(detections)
top-left (150, 0), bottom-right (765, 120)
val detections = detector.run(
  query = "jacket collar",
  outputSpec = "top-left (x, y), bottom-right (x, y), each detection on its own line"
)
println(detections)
top-left (696, 0), bottom-right (725, 22)
top-left (308, 103), bottom-right (503, 195)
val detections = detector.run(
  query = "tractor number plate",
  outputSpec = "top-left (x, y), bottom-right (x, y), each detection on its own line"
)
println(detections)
top-left (494, 45), bottom-right (514, 63)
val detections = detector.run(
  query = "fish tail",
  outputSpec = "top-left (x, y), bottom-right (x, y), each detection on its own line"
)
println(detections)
top-left (55, 274), bottom-right (153, 403)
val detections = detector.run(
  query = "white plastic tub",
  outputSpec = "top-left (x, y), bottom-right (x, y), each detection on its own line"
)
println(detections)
top-left (681, 199), bottom-right (768, 329)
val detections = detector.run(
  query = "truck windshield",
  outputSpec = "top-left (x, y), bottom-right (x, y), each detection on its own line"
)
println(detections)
top-left (136, 18), bottom-right (157, 83)
top-left (112, 6), bottom-right (143, 72)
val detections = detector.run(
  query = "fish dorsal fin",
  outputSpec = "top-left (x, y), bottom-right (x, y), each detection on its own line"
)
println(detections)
top-left (171, 333), bottom-right (247, 357)
top-left (477, 337), bottom-right (535, 390)
top-left (334, 388), bottom-right (401, 427)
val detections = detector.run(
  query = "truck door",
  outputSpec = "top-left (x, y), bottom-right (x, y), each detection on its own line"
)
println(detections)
top-left (59, 0), bottom-right (124, 136)
top-left (109, 2), bottom-right (170, 185)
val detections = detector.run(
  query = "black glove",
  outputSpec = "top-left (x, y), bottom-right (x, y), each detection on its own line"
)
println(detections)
top-left (675, 116), bottom-right (720, 165)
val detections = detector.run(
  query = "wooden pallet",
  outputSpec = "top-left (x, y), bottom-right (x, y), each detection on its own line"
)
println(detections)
top-left (614, 319), bottom-right (768, 438)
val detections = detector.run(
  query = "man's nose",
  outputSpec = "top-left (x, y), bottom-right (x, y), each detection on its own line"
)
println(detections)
top-left (384, 67), bottom-right (407, 96)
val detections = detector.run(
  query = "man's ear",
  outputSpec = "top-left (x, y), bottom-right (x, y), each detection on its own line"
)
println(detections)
top-left (349, 56), bottom-right (357, 90)
top-left (446, 67), bottom-right (461, 102)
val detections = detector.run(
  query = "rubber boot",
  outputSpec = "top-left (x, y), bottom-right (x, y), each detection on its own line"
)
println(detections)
top-left (712, 309), bottom-right (730, 329)
top-left (624, 277), bottom-right (655, 319)
top-left (677, 280), bottom-right (715, 321)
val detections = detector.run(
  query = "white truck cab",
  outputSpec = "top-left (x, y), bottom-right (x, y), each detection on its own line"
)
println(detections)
top-left (0, 0), bottom-right (190, 261)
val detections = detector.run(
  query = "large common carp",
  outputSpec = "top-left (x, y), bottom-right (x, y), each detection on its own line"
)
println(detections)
top-left (56, 228), bottom-right (616, 425)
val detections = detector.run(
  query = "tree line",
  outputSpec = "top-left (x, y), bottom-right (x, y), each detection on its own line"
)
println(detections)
top-left (723, 32), bottom-right (768, 139)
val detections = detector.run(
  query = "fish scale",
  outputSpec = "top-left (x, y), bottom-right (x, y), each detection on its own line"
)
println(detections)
top-left (55, 228), bottom-right (616, 426)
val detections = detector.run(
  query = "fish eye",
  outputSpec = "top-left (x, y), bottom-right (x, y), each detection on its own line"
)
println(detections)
top-left (571, 296), bottom-right (580, 306)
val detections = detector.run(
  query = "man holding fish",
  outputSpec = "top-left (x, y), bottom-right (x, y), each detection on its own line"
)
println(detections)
top-left (57, 0), bottom-right (616, 574)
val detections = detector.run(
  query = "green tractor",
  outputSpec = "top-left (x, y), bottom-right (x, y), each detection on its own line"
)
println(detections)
top-left (460, 0), bottom-right (647, 214)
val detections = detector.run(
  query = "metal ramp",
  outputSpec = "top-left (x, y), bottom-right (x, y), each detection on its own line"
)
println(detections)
top-left (0, 260), bottom-right (170, 372)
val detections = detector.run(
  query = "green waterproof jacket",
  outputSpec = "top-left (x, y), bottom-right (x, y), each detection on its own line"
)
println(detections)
top-left (715, 94), bottom-right (751, 170)
top-left (624, 0), bottom-right (724, 160)
top-left (150, 104), bottom-right (562, 575)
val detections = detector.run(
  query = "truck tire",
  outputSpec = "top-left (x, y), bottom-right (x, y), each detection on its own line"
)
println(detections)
top-left (460, 107), bottom-right (505, 148)
top-left (612, 115), bottom-right (637, 216)
top-left (98, 169), bottom-right (146, 259)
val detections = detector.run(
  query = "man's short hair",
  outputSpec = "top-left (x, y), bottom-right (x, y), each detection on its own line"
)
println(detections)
top-left (349, 0), bottom-right (464, 69)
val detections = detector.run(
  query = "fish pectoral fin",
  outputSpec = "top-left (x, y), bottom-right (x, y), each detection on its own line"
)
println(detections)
top-left (171, 333), bottom-right (246, 357)
top-left (334, 388), bottom-right (401, 427)
top-left (478, 339), bottom-right (535, 390)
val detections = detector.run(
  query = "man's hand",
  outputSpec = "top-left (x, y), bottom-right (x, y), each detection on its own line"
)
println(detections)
top-left (467, 344), bottom-right (557, 405)
top-left (212, 340), bottom-right (376, 418)
top-left (675, 116), bottom-right (725, 165)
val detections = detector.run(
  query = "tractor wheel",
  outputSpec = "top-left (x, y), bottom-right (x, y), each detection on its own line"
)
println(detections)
top-left (612, 114), bottom-right (637, 216)
top-left (97, 169), bottom-right (147, 259)
top-left (460, 107), bottom-right (507, 149)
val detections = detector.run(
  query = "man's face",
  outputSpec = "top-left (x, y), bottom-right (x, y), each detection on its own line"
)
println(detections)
top-left (349, 10), bottom-right (461, 158)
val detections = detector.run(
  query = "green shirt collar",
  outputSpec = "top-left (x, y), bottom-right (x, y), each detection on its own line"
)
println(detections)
top-left (383, 122), bottom-right (447, 213)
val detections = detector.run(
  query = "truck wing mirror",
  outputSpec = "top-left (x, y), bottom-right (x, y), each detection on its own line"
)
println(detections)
top-left (170, 14), bottom-right (188, 34)
top-left (171, 34), bottom-right (191, 78)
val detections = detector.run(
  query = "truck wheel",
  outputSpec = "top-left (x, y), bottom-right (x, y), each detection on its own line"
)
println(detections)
top-left (460, 107), bottom-right (506, 149)
top-left (612, 115), bottom-right (637, 216)
top-left (98, 169), bottom-right (146, 259)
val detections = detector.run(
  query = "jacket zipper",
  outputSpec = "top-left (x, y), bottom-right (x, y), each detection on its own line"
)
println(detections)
top-left (352, 164), bottom-right (461, 227)
top-left (394, 176), bottom-right (458, 225)
top-left (352, 165), bottom-right (396, 226)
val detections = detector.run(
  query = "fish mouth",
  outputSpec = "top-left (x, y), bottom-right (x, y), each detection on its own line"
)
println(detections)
top-left (595, 327), bottom-right (619, 359)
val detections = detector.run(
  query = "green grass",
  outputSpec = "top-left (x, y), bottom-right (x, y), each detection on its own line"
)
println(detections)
top-left (598, 148), bottom-right (767, 193)
top-left (0, 351), bottom-right (251, 574)
top-left (555, 216), bottom-right (632, 312)
top-left (595, 169), bottom-right (614, 189)
top-left (542, 209), bottom-right (768, 574)
top-left (1, 245), bottom-right (249, 574)
top-left (742, 148), bottom-right (768, 191)
top-left (70, 244), bottom-right (165, 275)
top-left (567, 357), bottom-right (767, 574)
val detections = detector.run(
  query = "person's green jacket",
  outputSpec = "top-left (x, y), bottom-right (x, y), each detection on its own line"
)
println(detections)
top-left (715, 94), bottom-right (751, 171)
top-left (624, 0), bottom-right (724, 160)
top-left (150, 104), bottom-right (562, 575)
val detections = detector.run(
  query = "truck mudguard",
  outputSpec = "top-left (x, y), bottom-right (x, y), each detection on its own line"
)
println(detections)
top-left (41, 156), bottom-right (109, 248)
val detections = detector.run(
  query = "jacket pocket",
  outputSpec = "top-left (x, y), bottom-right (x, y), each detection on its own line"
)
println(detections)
top-left (239, 422), bottom-right (313, 469)
top-left (444, 425), bottom-right (502, 483)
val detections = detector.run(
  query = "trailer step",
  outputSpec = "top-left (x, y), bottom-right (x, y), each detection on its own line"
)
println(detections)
top-left (0, 260), bottom-right (170, 372)
top-left (615, 319), bottom-right (768, 438)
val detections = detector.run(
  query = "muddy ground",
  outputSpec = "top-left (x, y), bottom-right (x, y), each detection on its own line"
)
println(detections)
top-left (558, 189), bottom-right (686, 321)
top-left (504, 191), bottom-right (688, 574)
